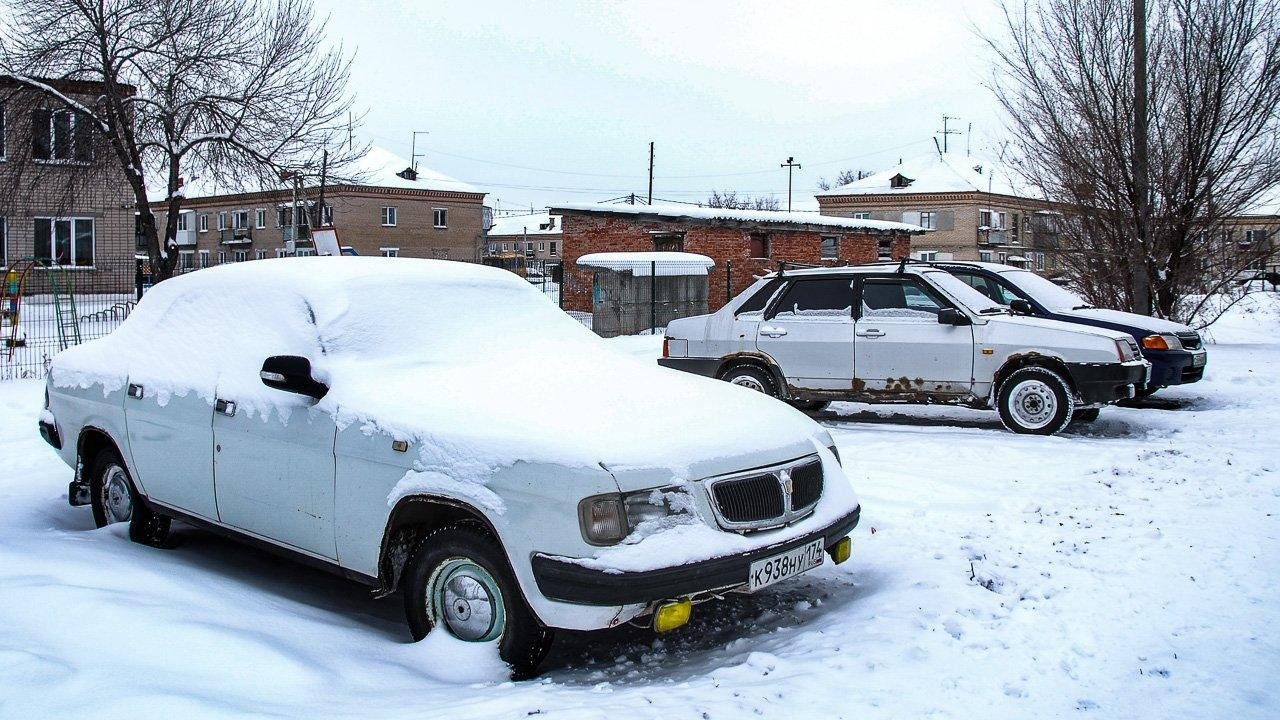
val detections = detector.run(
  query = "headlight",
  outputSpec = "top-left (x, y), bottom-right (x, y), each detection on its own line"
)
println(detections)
top-left (1141, 334), bottom-right (1180, 351)
top-left (578, 487), bottom-right (693, 545)
top-left (1115, 337), bottom-right (1141, 361)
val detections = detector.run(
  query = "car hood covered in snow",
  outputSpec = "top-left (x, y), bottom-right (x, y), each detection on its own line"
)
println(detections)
top-left (1053, 306), bottom-right (1192, 335)
top-left (49, 257), bottom-right (824, 483)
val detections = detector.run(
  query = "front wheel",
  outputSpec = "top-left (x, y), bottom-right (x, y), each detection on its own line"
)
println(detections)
top-left (996, 366), bottom-right (1075, 435)
top-left (87, 447), bottom-right (171, 546)
top-left (403, 524), bottom-right (553, 679)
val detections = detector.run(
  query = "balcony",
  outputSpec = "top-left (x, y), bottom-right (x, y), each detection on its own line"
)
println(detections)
top-left (219, 228), bottom-right (253, 245)
top-left (978, 229), bottom-right (1009, 246)
top-left (175, 228), bottom-right (198, 246)
top-left (282, 225), bottom-right (311, 242)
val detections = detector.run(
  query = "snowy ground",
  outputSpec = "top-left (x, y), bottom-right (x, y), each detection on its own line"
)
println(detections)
top-left (1, 300), bottom-right (1278, 719)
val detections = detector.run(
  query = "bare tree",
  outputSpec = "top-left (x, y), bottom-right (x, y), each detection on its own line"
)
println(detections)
top-left (0, 0), bottom-right (361, 280)
top-left (816, 168), bottom-right (871, 192)
top-left (985, 0), bottom-right (1280, 323)
top-left (706, 189), bottom-right (781, 211)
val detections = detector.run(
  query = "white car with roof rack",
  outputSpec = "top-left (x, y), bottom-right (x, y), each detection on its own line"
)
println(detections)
top-left (660, 261), bottom-right (1150, 434)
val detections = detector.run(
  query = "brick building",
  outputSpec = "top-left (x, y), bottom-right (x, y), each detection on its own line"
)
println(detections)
top-left (150, 146), bottom-right (487, 269)
top-left (0, 77), bottom-right (137, 290)
top-left (483, 211), bottom-right (562, 270)
top-left (549, 202), bottom-right (921, 313)
top-left (816, 152), bottom-right (1060, 273)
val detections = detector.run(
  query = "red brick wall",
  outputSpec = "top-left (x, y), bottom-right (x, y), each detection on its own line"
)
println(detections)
top-left (560, 212), bottom-right (913, 313)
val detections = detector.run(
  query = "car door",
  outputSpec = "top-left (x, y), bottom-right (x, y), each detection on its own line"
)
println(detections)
top-left (754, 276), bottom-right (856, 390)
top-left (123, 382), bottom-right (218, 520)
top-left (212, 375), bottom-right (338, 559)
top-left (853, 275), bottom-right (974, 396)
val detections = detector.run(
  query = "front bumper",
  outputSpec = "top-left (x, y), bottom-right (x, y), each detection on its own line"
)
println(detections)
top-left (530, 505), bottom-right (861, 606)
top-left (38, 418), bottom-right (61, 449)
top-left (1066, 360), bottom-right (1149, 404)
top-left (1144, 349), bottom-right (1207, 388)
top-left (656, 356), bottom-right (721, 378)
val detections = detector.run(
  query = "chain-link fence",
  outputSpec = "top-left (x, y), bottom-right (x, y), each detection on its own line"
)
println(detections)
top-left (2, 259), bottom-right (139, 381)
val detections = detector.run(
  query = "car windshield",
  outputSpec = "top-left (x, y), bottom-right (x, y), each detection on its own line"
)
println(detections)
top-left (922, 271), bottom-right (1005, 314)
top-left (1000, 270), bottom-right (1088, 310)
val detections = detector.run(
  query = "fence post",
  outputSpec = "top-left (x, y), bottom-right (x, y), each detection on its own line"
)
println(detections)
top-left (726, 259), bottom-right (732, 304)
top-left (650, 260), bottom-right (657, 335)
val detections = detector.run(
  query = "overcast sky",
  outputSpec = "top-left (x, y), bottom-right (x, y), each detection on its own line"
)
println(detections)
top-left (313, 0), bottom-right (1009, 213)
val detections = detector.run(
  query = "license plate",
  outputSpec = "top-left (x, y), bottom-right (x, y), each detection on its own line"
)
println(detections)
top-left (748, 538), bottom-right (825, 592)
top-left (1191, 352), bottom-right (1206, 367)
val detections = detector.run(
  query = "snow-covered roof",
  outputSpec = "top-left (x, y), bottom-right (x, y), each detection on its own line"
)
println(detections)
top-left (552, 201), bottom-right (923, 234)
top-left (577, 252), bottom-right (715, 276)
top-left (488, 212), bottom-right (562, 237)
top-left (147, 145), bottom-right (479, 203)
top-left (817, 152), bottom-right (1035, 199)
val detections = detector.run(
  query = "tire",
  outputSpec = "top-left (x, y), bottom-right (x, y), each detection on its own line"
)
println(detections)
top-left (719, 364), bottom-right (781, 398)
top-left (789, 400), bottom-right (831, 414)
top-left (1071, 408), bottom-right (1101, 424)
top-left (403, 523), bottom-right (554, 679)
top-left (87, 446), bottom-right (172, 547)
top-left (996, 366), bottom-right (1075, 435)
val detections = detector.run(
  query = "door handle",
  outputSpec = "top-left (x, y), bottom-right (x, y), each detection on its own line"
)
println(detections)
top-left (856, 329), bottom-right (885, 338)
top-left (127, 383), bottom-right (144, 399)
top-left (215, 399), bottom-right (237, 417)
top-left (760, 326), bottom-right (788, 337)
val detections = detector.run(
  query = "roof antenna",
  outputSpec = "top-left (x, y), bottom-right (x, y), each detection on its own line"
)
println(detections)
top-left (967, 123), bottom-right (973, 157)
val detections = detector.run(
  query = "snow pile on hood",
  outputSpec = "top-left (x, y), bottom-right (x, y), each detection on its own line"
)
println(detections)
top-left (50, 258), bottom-right (821, 477)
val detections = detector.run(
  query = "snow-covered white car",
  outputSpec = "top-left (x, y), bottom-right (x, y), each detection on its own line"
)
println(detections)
top-left (36, 258), bottom-right (861, 677)
top-left (659, 263), bottom-right (1150, 434)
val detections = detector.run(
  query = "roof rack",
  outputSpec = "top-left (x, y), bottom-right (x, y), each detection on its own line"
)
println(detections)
top-left (776, 260), bottom-right (822, 277)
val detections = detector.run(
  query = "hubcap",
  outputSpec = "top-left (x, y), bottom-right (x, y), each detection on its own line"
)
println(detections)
top-left (1009, 379), bottom-right (1058, 429)
top-left (102, 465), bottom-right (133, 524)
top-left (728, 373), bottom-right (766, 393)
top-left (428, 558), bottom-right (504, 642)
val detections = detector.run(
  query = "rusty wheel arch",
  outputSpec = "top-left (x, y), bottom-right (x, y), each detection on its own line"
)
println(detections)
top-left (993, 353), bottom-right (1077, 398)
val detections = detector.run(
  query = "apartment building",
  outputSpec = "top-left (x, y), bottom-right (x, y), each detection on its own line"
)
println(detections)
top-left (816, 152), bottom-right (1060, 274)
top-left (483, 211), bottom-right (562, 270)
top-left (0, 76), bottom-right (137, 289)
top-left (152, 146), bottom-right (487, 270)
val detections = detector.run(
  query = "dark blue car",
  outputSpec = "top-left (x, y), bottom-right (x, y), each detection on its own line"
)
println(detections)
top-left (936, 262), bottom-right (1207, 396)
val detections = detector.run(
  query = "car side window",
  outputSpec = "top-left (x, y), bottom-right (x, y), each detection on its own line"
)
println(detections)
top-left (859, 278), bottom-right (944, 320)
top-left (767, 278), bottom-right (854, 320)
top-left (735, 278), bottom-right (784, 315)
top-left (954, 271), bottom-right (1017, 305)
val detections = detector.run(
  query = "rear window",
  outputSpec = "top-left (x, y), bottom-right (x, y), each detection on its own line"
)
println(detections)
top-left (770, 278), bottom-right (854, 319)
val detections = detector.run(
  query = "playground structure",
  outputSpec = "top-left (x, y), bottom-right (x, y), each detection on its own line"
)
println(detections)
top-left (2, 259), bottom-right (112, 379)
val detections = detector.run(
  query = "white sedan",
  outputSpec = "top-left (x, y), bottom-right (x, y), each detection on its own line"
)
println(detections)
top-left (38, 257), bottom-right (860, 677)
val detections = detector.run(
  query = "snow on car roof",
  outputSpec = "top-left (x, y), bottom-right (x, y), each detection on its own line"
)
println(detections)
top-left (552, 201), bottom-right (924, 233)
top-left (49, 257), bottom-right (823, 488)
top-left (577, 252), bottom-right (715, 276)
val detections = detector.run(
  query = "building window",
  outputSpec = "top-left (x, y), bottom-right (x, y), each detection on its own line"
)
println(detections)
top-left (538, 241), bottom-right (546, 252)
top-left (877, 238), bottom-right (892, 260)
top-left (234, 250), bottom-right (248, 262)
top-left (550, 241), bottom-right (558, 256)
top-left (176, 213), bottom-right (189, 232)
top-left (1035, 252), bottom-right (1046, 271)
top-left (979, 250), bottom-right (993, 262)
top-left (232, 210), bottom-right (249, 230)
top-left (979, 210), bottom-right (992, 229)
top-left (199, 213), bottom-right (208, 232)
top-left (852, 212), bottom-right (870, 220)
top-left (296, 248), bottom-right (317, 257)
top-left (321, 204), bottom-right (333, 226)
top-left (821, 235), bottom-right (838, 259)
top-left (501, 242), bottom-right (508, 252)
top-left (255, 249), bottom-right (267, 260)
top-left (217, 212), bottom-right (228, 231)
top-left (1011, 213), bottom-right (1020, 244)
top-left (32, 108), bottom-right (92, 163)
top-left (1244, 229), bottom-right (1269, 246)
top-left (997, 252), bottom-right (1007, 264)
top-left (653, 232), bottom-right (685, 252)
top-left (179, 251), bottom-right (194, 270)
top-left (217, 250), bottom-right (226, 264)
top-left (997, 212), bottom-right (1007, 230)
top-left (34, 217), bottom-right (94, 267)
top-left (525, 241), bottom-right (534, 252)
top-left (381, 206), bottom-right (397, 227)
top-left (487, 243), bottom-right (497, 254)
top-left (749, 232), bottom-right (770, 259)
top-left (918, 212), bottom-right (936, 230)
top-left (433, 208), bottom-right (447, 228)
top-left (199, 250), bottom-right (210, 268)
top-left (380, 247), bottom-right (399, 258)
top-left (255, 209), bottom-right (266, 229)
top-left (918, 251), bottom-right (939, 261)
top-left (276, 248), bottom-right (287, 258)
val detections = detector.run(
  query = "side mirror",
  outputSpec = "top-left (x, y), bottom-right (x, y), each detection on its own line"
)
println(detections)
top-left (260, 355), bottom-right (329, 399)
top-left (937, 308), bottom-right (972, 326)
top-left (1009, 298), bottom-right (1034, 315)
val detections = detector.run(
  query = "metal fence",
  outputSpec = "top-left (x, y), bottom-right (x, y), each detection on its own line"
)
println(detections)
top-left (2, 259), bottom-right (139, 381)
top-left (567, 259), bottom-right (715, 338)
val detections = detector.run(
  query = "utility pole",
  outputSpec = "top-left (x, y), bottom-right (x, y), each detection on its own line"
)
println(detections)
top-left (410, 130), bottom-right (429, 172)
top-left (316, 149), bottom-right (328, 228)
top-left (938, 115), bottom-right (961, 154)
top-left (647, 141), bottom-right (655, 205)
top-left (1132, 0), bottom-right (1152, 315)
top-left (781, 156), bottom-right (801, 212)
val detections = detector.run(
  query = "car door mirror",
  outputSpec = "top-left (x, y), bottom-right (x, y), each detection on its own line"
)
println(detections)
top-left (937, 308), bottom-right (972, 326)
top-left (260, 355), bottom-right (329, 399)
top-left (1008, 298), bottom-right (1034, 315)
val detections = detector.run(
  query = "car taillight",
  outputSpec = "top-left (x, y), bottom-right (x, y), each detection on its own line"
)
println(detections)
top-left (662, 336), bottom-right (669, 358)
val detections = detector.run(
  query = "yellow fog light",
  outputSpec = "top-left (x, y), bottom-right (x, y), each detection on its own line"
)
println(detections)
top-left (829, 537), bottom-right (852, 565)
top-left (653, 599), bottom-right (692, 633)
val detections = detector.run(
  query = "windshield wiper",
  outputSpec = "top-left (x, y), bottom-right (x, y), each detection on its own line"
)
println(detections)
top-left (979, 307), bottom-right (1008, 315)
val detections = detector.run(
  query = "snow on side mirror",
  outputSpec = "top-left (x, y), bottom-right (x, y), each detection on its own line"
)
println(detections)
top-left (937, 308), bottom-right (972, 326)
top-left (260, 355), bottom-right (329, 399)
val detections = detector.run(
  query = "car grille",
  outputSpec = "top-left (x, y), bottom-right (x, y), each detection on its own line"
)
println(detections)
top-left (707, 456), bottom-right (825, 531)
top-left (1176, 332), bottom-right (1202, 350)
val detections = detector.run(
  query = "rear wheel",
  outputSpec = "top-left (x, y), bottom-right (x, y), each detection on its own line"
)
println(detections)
top-left (403, 524), bottom-right (553, 679)
top-left (719, 364), bottom-right (781, 399)
top-left (996, 366), bottom-right (1075, 435)
top-left (87, 447), bottom-right (171, 547)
